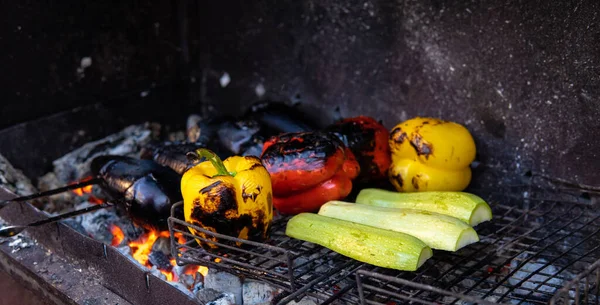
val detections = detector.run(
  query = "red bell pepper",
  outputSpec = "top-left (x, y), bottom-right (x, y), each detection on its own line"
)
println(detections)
top-left (261, 131), bottom-right (360, 214)
top-left (325, 116), bottom-right (391, 183)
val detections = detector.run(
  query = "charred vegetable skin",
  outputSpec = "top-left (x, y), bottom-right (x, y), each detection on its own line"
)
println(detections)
top-left (91, 155), bottom-right (183, 230)
top-left (389, 117), bottom-right (476, 192)
top-left (245, 101), bottom-right (319, 133)
top-left (140, 141), bottom-right (213, 175)
top-left (326, 116), bottom-right (391, 183)
top-left (185, 101), bottom-right (319, 158)
top-left (261, 132), bottom-right (360, 214)
top-left (181, 149), bottom-right (273, 250)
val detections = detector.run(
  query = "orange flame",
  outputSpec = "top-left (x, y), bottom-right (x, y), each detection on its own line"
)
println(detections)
top-left (122, 228), bottom-right (208, 284)
top-left (110, 225), bottom-right (125, 246)
top-left (73, 184), bottom-right (93, 196)
top-left (71, 177), bottom-right (103, 203)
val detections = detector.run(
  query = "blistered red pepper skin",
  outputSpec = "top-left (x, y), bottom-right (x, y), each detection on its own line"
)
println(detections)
top-left (326, 116), bottom-right (391, 182)
top-left (272, 173), bottom-right (353, 214)
top-left (261, 132), bottom-right (347, 195)
top-left (342, 148), bottom-right (360, 180)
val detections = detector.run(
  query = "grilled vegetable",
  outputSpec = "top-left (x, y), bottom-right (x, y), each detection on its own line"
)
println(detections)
top-left (388, 117), bottom-right (476, 192)
top-left (261, 131), bottom-right (360, 214)
top-left (355, 188), bottom-right (492, 226)
top-left (140, 142), bottom-right (210, 175)
top-left (286, 213), bottom-right (432, 271)
top-left (181, 149), bottom-right (273, 250)
top-left (245, 101), bottom-right (319, 133)
top-left (91, 155), bottom-right (182, 230)
top-left (272, 172), bottom-right (353, 214)
top-left (318, 201), bottom-right (479, 251)
top-left (325, 116), bottom-right (391, 183)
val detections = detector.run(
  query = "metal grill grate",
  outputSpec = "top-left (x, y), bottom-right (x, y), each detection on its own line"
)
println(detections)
top-left (550, 258), bottom-right (600, 305)
top-left (169, 185), bottom-right (600, 304)
top-left (168, 202), bottom-right (362, 296)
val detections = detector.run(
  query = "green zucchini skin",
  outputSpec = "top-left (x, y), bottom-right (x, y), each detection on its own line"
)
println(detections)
top-left (318, 201), bottom-right (479, 251)
top-left (285, 213), bottom-right (432, 271)
top-left (355, 189), bottom-right (492, 226)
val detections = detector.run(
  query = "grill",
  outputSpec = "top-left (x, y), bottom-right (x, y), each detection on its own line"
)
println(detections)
top-left (168, 178), bottom-right (600, 304)
top-left (2, 1), bottom-right (600, 304)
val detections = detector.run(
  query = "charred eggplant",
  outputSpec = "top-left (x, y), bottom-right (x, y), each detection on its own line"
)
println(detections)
top-left (91, 155), bottom-right (183, 230)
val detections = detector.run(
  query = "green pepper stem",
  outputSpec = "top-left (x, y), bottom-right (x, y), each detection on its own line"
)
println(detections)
top-left (195, 148), bottom-right (234, 176)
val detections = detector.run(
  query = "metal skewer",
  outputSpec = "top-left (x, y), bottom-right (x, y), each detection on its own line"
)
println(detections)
top-left (0, 178), bottom-right (101, 209)
top-left (0, 202), bottom-right (114, 238)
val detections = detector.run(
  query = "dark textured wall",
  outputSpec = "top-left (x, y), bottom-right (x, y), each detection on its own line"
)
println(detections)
top-left (1, 1), bottom-right (598, 187)
top-left (197, 0), bottom-right (600, 187)
top-left (0, 1), bottom-right (188, 129)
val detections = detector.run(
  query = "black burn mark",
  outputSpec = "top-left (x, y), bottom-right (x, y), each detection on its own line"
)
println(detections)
top-left (411, 176), bottom-right (420, 190)
top-left (410, 134), bottom-right (433, 157)
top-left (200, 180), bottom-right (223, 194)
top-left (390, 127), bottom-right (408, 144)
top-left (242, 184), bottom-right (262, 203)
top-left (189, 182), bottom-right (267, 251)
top-left (247, 162), bottom-right (263, 171)
top-left (391, 174), bottom-right (403, 188)
top-left (261, 131), bottom-right (342, 172)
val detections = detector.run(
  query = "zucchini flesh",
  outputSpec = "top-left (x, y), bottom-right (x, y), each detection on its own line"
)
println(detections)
top-left (318, 201), bottom-right (479, 251)
top-left (286, 213), bottom-right (432, 271)
top-left (355, 189), bottom-right (492, 226)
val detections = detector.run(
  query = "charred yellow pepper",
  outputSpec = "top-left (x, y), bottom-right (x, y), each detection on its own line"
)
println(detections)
top-left (388, 117), bottom-right (476, 192)
top-left (181, 148), bottom-right (273, 250)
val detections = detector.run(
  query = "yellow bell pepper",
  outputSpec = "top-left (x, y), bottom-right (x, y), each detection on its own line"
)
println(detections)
top-left (388, 117), bottom-right (476, 192)
top-left (181, 148), bottom-right (273, 250)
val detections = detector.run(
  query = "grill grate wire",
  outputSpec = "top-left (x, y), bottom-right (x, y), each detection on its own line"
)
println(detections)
top-left (168, 185), bottom-right (600, 304)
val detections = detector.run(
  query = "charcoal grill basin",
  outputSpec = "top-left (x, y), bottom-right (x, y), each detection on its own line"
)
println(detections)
top-left (0, 186), bottom-right (200, 305)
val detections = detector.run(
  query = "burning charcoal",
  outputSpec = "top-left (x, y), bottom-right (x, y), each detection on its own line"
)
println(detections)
top-left (508, 254), bottom-right (572, 300)
top-left (206, 292), bottom-right (236, 305)
top-left (45, 124), bottom-right (155, 185)
top-left (0, 153), bottom-right (37, 196)
top-left (204, 271), bottom-right (242, 305)
top-left (242, 280), bottom-right (284, 305)
top-left (148, 251), bottom-right (172, 271)
top-left (74, 203), bottom-right (121, 245)
top-left (149, 265), bottom-right (168, 281)
top-left (168, 281), bottom-right (196, 298)
top-left (115, 218), bottom-right (144, 242)
top-left (195, 288), bottom-right (224, 305)
top-left (116, 245), bottom-right (132, 256)
top-left (151, 236), bottom-right (171, 256)
top-left (37, 172), bottom-right (87, 212)
top-left (179, 274), bottom-right (195, 288)
top-left (191, 277), bottom-right (205, 296)
top-left (61, 219), bottom-right (87, 235)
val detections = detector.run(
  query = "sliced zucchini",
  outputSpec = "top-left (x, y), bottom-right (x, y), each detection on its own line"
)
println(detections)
top-left (286, 213), bottom-right (432, 271)
top-left (355, 188), bottom-right (492, 226)
top-left (319, 201), bottom-right (479, 251)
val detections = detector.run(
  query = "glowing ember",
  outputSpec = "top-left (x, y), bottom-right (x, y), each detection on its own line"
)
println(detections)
top-left (129, 229), bottom-right (167, 266)
top-left (161, 270), bottom-right (174, 281)
top-left (71, 177), bottom-right (103, 203)
top-left (124, 228), bottom-right (208, 284)
top-left (72, 184), bottom-right (93, 196)
top-left (174, 232), bottom-right (187, 244)
top-left (110, 225), bottom-right (125, 246)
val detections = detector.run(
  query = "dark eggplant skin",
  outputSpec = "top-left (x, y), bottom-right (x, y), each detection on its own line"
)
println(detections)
top-left (216, 119), bottom-right (262, 155)
top-left (244, 101), bottom-right (318, 133)
top-left (140, 141), bottom-right (232, 175)
top-left (91, 155), bottom-right (183, 230)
